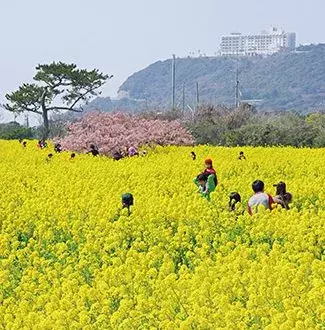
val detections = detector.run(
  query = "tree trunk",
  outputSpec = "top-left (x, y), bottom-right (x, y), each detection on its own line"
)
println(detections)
top-left (41, 88), bottom-right (49, 139)
top-left (42, 109), bottom-right (49, 139)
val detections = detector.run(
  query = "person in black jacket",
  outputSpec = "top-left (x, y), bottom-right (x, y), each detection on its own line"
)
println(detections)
top-left (87, 144), bottom-right (99, 156)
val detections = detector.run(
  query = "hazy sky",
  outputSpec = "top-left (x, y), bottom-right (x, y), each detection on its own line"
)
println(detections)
top-left (1, 0), bottom-right (324, 122)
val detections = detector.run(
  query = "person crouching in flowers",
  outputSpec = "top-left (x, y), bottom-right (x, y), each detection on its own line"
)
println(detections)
top-left (273, 181), bottom-right (292, 210)
top-left (122, 193), bottom-right (134, 216)
top-left (229, 192), bottom-right (241, 211)
top-left (193, 173), bottom-right (216, 201)
top-left (248, 180), bottom-right (274, 215)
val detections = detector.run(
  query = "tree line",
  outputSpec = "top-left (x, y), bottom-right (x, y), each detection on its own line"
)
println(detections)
top-left (2, 61), bottom-right (325, 147)
top-left (143, 104), bottom-right (325, 148)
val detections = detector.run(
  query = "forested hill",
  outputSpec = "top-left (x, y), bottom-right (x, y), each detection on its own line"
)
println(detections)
top-left (118, 44), bottom-right (325, 111)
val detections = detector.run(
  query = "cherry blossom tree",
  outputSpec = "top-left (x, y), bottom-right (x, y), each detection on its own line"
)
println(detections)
top-left (57, 112), bottom-right (194, 155)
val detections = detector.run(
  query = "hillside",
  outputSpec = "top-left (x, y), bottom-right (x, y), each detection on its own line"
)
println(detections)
top-left (118, 44), bottom-right (325, 111)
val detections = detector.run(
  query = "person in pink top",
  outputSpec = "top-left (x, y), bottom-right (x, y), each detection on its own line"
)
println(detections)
top-left (128, 146), bottom-right (139, 157)
top-left (248, 180), bottom-right (274, 215)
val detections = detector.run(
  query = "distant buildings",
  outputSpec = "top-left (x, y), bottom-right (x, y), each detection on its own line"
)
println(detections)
top-left (220, 27), bottom-right (296, 56)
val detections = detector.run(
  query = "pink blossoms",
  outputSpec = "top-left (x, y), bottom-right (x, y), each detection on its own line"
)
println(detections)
top-left (57, 112), bottom-right (194, 156)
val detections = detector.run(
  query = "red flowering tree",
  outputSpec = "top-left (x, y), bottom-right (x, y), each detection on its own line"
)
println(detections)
top-left (57, 112), bottom-right (194, 155)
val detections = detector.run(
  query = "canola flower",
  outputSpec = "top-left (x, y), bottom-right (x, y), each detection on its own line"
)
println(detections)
top-left (0, 140), bottom-right (324, 329)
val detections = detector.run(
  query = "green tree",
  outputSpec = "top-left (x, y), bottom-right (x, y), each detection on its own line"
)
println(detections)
top-left (3, 62), bottom-right (111, 138)
top-left (0, 122), bottom-right (34, 140)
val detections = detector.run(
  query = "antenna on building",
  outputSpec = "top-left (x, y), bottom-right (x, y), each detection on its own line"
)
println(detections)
top-left (172, 54), bottom-right (176, 109)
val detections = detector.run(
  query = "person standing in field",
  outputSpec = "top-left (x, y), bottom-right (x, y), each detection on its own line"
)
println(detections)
top-left (46, 153), bottom-right (53, 162)
top-left (87, 144), bottom-right (99, 156)
top-left (54, 143), bottom-right (62, 153)
top-left (248, 180), bottom-right (274, 215)
top-left (273, 181), bottom-right (292, 210)
top-left (113, 150), bottom-right (123, 160)
top-left (128, 146), bottom-right (139, 157)
top-left (203, 158), bottom-right (218, 187)
top-left (121, 148), bottom-right (128, 158)
top-left (238, 151), bottom-right (246, 160)
top-left (38, 140), bottom-right (46, 149)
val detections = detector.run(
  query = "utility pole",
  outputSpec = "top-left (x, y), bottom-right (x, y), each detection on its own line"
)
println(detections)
top-left (196, 81), bottom-right (200, 109)
top-left (25, 113), bottom-right (29, 128)
top-left (172, 54), bottom-right (176, 109)
top-left (182, 83), bottom-right (185, 112)
top-left (235, 53), bottom-right (240, 108)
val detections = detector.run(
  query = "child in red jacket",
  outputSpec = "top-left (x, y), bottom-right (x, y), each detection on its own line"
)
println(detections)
top-left (203, 158), bottom-right (218, 186)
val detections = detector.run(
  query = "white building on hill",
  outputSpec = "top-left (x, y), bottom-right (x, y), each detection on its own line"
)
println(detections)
top-left (220, 27), bottom-right (296, 56)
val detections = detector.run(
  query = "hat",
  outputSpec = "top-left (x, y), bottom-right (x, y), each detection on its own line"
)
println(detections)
top-left (273, 181), bottom-right (286, 188)
top-left (273, 182), bottom-right (287, 195)
top-left (205, 158), bottom-right (213, 165)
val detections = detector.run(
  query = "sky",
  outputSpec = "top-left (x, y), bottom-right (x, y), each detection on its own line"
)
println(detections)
top-left (1, 0), bottom-right (324, 122)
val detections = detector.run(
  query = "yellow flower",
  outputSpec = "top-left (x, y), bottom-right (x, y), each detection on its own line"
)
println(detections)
top-left (0, 141), bottom-right (324, 328)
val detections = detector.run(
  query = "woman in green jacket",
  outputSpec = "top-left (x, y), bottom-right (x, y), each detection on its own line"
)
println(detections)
top-left (193, 173), bottom-right (216, 201)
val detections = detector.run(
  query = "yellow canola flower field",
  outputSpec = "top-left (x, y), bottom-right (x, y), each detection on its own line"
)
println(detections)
top-left (0, 140), bottom-right (324, 330)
